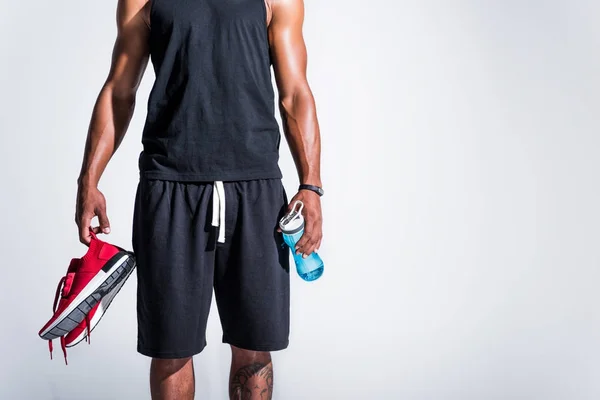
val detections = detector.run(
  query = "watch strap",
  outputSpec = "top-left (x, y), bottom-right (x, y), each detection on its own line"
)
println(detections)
top-left (299, 184), bottom-right (324, 197)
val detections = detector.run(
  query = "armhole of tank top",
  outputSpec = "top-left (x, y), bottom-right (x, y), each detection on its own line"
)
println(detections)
top-left (260, 0), bottom-right (270, 31)
top-left (259, 0), bottom-right (273, 64)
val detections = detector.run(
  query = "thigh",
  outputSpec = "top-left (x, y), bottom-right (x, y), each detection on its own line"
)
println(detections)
top-left (214, 179), bottom-right (291, 352)
top-left (133, 178), bottom-right (215, 358)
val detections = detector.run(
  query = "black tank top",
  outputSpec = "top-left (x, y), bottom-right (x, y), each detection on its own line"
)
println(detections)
top-left (139, 0), bottom-right (283, 182)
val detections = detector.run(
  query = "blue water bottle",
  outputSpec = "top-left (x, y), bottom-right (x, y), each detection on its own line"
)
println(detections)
top-left (279, 200), bottom-right (324, 281)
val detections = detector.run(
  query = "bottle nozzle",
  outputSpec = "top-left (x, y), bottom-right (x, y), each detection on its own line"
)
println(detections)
top-left (279, 201), bottom-right (304, 232)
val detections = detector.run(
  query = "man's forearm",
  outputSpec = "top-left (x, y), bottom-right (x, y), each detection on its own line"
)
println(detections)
top-left (280, 88), bottom-right (322, 187)
top-left (77, 84), bottom-right (136, 187)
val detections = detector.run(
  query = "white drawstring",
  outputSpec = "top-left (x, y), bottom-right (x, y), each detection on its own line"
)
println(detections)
top-left (211, 181), bottom-right (226, 243)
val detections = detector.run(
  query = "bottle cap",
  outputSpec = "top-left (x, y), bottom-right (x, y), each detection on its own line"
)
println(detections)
top-left (279, 201), bottom-right (304, 233)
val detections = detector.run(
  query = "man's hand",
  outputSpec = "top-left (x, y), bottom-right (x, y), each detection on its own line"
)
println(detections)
top-left (75, 183), bottom-right (111, 245)
top-left (286, 189), bottom-right (322, 258)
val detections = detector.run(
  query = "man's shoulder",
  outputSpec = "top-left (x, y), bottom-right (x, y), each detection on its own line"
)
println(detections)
top-left (267, 0), bottom-right (304, 11)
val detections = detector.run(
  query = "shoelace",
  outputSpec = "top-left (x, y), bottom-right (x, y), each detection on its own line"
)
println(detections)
top-left (48, 276), bottom-right (68, 364)
top-left (48, 276), bottom-right (93, 365)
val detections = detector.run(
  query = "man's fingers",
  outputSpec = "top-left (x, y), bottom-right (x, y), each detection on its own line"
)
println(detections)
top-left (96, 207), bottom-right (111, 234)
top-left (294, 228), bottom-right (312, 254)
top-left (295, 221), bottom-right (321, 257)
top-left (302, 232), bottom-right (321, 258)
top-left (78, 214), bottom-right (93, 245)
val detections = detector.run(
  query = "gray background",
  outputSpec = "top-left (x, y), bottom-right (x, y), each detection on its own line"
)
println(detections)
top-left (1, 0), bottom-right (600, 399)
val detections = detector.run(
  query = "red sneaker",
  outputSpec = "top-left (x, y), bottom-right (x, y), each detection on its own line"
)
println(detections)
top-left (47, 258), bottom-right (136, 364)
top-left (39, 229), bottom-right (135, 361)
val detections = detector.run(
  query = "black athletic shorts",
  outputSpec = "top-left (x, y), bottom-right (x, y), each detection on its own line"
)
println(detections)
top-left (132, 178), bottom-right (290, 358)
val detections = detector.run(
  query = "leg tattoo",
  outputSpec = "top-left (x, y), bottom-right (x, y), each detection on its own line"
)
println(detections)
top-left (230, 362), bottom-right (274, 400)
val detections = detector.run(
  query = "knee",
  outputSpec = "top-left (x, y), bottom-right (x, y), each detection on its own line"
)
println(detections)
top-left (231, 345), bottom-right (271, 364)
top-left (151, 357), bottom-right (192, 377)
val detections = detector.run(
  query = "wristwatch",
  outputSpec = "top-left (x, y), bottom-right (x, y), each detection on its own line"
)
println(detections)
top-left (299, 184), bottom-right (324, 197)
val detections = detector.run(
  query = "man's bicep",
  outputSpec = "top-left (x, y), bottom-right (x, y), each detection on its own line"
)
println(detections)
top-left (268, 0), bottom-right (309, 99)
top-left (106, 0), bottom-right (151, 96)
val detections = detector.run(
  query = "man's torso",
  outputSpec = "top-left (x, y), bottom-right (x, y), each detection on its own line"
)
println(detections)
top-left (139, 0), bottom-right (282, 182)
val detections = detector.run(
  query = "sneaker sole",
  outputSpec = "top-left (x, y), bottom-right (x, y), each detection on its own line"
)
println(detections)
top-left (65, 260), bottom-right (136, 347)
top-left (39, 252), bottom-right (136, 340)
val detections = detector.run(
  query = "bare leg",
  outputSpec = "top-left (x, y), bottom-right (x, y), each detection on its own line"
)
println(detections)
top-left (150, 357), bottom-right (195, 400)
top-left (229, 345), bottom-right (274, 400)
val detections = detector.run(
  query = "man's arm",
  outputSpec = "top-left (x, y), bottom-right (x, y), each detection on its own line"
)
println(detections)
top-left (268, 0), bottom-right (323, 256)
top-left (76, 0), bottom-right (150, 245)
